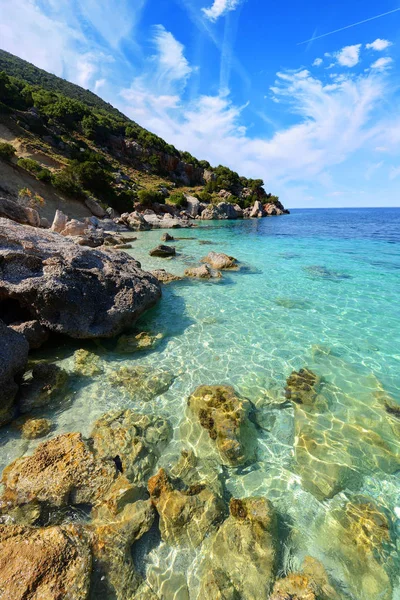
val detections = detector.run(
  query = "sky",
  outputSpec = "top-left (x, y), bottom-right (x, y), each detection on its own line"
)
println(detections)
top-left (1, 0), bottom-right (400, 207)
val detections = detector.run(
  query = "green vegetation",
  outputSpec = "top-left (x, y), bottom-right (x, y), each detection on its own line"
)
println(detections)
top-left (137, 189), bottom-right (165, 206)
top-left (0, 141), bottom-right (16, 162)
top-left (17, 157), bottom-right (51, 181)
top-left (168, 191), bottom-right (187, 209)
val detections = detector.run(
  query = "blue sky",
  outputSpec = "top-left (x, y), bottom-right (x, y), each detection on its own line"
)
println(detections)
top-left (1, 0), bottom-right (400, 207)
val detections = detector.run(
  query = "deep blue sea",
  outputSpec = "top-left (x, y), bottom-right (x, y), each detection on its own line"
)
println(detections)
top-left (1, 207), bottom-right (399, 599)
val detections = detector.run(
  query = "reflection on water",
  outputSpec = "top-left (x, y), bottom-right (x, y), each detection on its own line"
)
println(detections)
top-left (1, 209), bottom-right (400, 598)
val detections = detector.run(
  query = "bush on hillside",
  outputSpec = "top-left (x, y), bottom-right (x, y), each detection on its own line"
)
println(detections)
top-left (51, 166), bottom-right (83, 197)
top-left (137, 189), bottom-right (165, 207)
top-left (0, 141), bottom-right (16, 162)
top-left (168, 191), bottom-right (187, 209)
top-left (17, 157), bottom-right (51, 182)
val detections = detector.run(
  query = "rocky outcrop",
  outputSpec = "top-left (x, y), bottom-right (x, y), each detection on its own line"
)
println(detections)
top-left (184, 264), bottom-right (222, 279)
top-left (148, 468), bottom-right (224, 547)
top-left (60, 219), bottom-right (88, 237)
top-left (186, 385), bottom-right (257, 466)
top-left (9, 320), bottom-right (49, 349)
top-left (119, 211), bottom-right (151, 231)
top-left (51, 209), bottom-right (69, 233)
top-left (149, 244), bottom-right (176, 257)
top-left (0, 218), bottom-right (161, 339)
top-left (0, 524), bottom-right (92, 600)
top-left (249, 200), bottom-right (264, 218)
top-left (200, 202), bottom-right (241, 220)
top-left (199, 497), bottom-right (277, 599)
top-left (84, 196), bottom-right (106, 218)
top-left (185, 195), bottom-right (201, 217)
top-left (0, 321), bottom-right (29, 426)
top-left (151, 269), bottom-right (182, 283)
top-left (201, 251), bottom-right (238, 270)
top-left (108, 365), bottom-right (174, 401)
top-left (0, 197), bottom-right (41, 228)
top-left (90, 410), bottom-right (171, 484)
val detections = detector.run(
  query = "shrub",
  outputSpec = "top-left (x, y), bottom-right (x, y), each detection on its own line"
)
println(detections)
top-left (18, 187), bottom-right (45, 208)
top-left (137, 189), bottom-right (165, 207)
top-left (197, 191), bottom-right (212, 203)
top-left (0, 142), bottom-right (16, 162)
top-left (51, 166), bottom-right (83, 197)
top-left (17, 157), bottom-right (51, 182)
top-left (168, 191), bottom-right (187, 209)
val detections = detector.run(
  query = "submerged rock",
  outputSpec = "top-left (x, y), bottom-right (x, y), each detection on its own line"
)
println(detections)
top-left (184, 264), bottom-right (222, 279)
top-left (149, 244), bottom-right (176, 258)
top-left (186, 385), bottom-right (257, 466)
top-left (270, 557), bottom-right (338, 600)
top-left (116, 331), bottom-right (163, 354)
top-left (201, 252), bottom-right (237, 270)
top-left (17, 362), bottom-right (69, 414)
top-left (91, 410), bottom-right (171, 484)
top-left (198, 497), bottom-right (277, 599)
top-left (0, 524), bottom-right (91, 600)
top-left (73, 349), bottom-right (103, 377)
top-left (0, 321), bottom-right (29, 426)
top-left (0, 218), bottom-right (161, 339)
top-left (151, 269), bottom-right (182, 284)
top-left (1, 433), bottom-right (117, 509)
top-left (20, 417), bottom-right (51, 439)
top-left (148, 468), bottom-right (224, 548)
top-left (285, 368), bottom-right (321, 406)
top-left (108, 366), bottom-right (174, 401)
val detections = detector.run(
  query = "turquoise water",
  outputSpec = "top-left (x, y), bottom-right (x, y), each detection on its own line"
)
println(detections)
top-left (1, 208), bottom-right (400, 598)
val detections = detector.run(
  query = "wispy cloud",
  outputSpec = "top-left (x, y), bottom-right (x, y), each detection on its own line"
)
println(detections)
top-left (313, 58), bottom-right (323, 67)
top-left (298, 7), bottom-right (400, 45)
top-left (202, 0), bottom-right (242, 21)
top-left (336, 44), bottom-right (362, 67)
top-left (370, 56), bottom-right (393, 71)
top-left (366, 38), bottom-right (392, 51)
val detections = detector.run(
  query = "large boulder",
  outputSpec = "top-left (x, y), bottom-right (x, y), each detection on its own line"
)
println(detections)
top-left (149, 244), bottom-right (176, 257)
top-left (0, 197), bottom-right (40, 227)
top-left (0, 524), bottom-right (92, 600)
top-left (151, 269), bottom-right (182, 284)
top-left (60, 219), bottom-right (88, 237)
top-left (201, 251), bottom-right (238, 270)
top-left (249, 200), bottom-right (264, 218)
top-left (0, 321), bottom-right (29, 426)
top-left (200, 204), bottom-right (227, 220)
top-left (120, 211), bottom-right (151, 231)
top-left (51, 209), bottom-right (69, 233)
top-left (217, 202), bottom-right (240, 219)
top-left (185, 195), bottom-right (201, 218)
top-left (84, 196), bottom-right (106, 218)
top-left (198, 497), bottom-right (277, 599)
top-left (184, 264), bottom-right (222, 279)
top-left (0, 218), bottom-right (161, 338)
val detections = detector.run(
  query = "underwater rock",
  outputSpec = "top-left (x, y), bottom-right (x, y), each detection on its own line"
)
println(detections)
top-left (1, 433), bottom-right (117, 509)
top-left (108, 366), bottom-right (174, 401)
top-left (0, 321), bottom-right (29, 426)
top-left (0, 217), bottom-right (161, 339)
top-left (116, 331), bottom-right (163, 354)
top-left (198, 497), bottom-right (277, 600)
top-left (91, 410), bottom-right (171, 484)
top-left (184, 264), bottom-right (222, 279)
top-left (73, 349), bottom-right (103, 377)
top-left (17, 362), bottom-right (69, 414)
top-left (201, 252), bottom-right (237, 270)
top-left (148, 468), bottom-right (224, 548)
top-left (20, 417), bottom-right (51, 439)
top-left (149, 245), bottom-right (176, 257)
top-left (169, 448), bottom-right (224, 498)
top-left (0, 524), bottom-right (91, 600)
top-left (285, 368), bottom-right (321, 406)
top-left (303, 265), bottom-right (351, 281)
top-left (374, 389), bottom-right (400, 417)
top-left (151, 269), bottom-right (182, 283)
top-left (186, 385), bottom-right (257, 466)
top-left (89, 499), bottom-right (155, 600)
top-left (9, 320), bottom-right (49, 349)
top-left (270, 557), bottom-right (338, 600)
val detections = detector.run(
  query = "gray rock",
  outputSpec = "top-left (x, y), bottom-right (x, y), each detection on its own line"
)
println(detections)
top-left (51, 209), bottom-right (68, 233)
top-left (217, 202), bottom-right (239, 219)
top-left (0, 218), bottom-right (161, 338)
top-left (201, 252), bottom-right (238, 270)
top-left (161, 233), bottom-right (174, 242)
top-left (149, 245), bottom-right (176, 258)
top-left (185, 195), bottom-right (201, 218)
top-left (0, 197), bottom-right (41, 227)
top-left (249, 201), bottom-right (264, 218)
top-left (0, 321), bottom-right (29, 426)
top-left (10, 320), bottom-right (49, 349)
top-left (85, 197), bottom-right (106, 218)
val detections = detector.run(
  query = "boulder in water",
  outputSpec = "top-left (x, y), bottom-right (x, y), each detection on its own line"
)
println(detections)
top-left (0, 321), bottom-right (29, 426)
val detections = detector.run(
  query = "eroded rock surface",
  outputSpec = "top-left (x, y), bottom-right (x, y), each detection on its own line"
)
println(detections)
top-left (151, 269), bottom-right (182, 284)
top-left (186, 385), bottom-right (257, 466)
top-left (198, 497), bottom-right (277, 600)
top-left (0, 218), bottom-right (161, 338)
top-left (20, 417), bottom-right (51, 439)
top-left (285, 368), bottom-right (321, 406)
top-left (9, 320), bottom-right (49, 349)
top-left (0, 321), bottom-right (28, 426)
top-left (184, 264), bottom-right (222, 279)
top-left (116, 331), bottom-right (163, 354)
top-left (108, 366), bottom-right (174, 401)
top-left (201, 252), bottom-right (237, 270)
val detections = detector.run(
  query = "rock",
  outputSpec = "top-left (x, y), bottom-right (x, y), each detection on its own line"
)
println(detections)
top-left (84, 196), bottom-right (106, 218)
top-left (375, 389), bottom-right (400, 417)
top-left (60, 219), bottom-right (88, 237)
top-left (89, 499), bottom-right (155, 600)
top-left (149, 245), bottom-right (176, 257)
top-left (0, 218), bottom-right (161, 338)
top-left (51, 209), bottom-right (69, 233)
top-left (269, 574), bottom-right (316, 600)
top-left (198, 497), bottom-right (277, 599)
top-left (0, 524), bottom-right (91, 600)
top-left (217, 202), bottom-right (239, 219)
top-left (9, 320), bottom-right (49, 349)
top-left (18, 362), bottom-right (69, 413)
top-left (184, 264), bottom-right (222, 279)
top-left (90, 410), bottom-right (171, 483)
top-left (249, 200), bottom-right (264, 218)
top-left (161, 232), bottom-right (174, 242)
top-left (40, 217), bottom-right (50, 228)
top-left (148, 468), bottom-right (223, 547)
top-left (108, 366), bottom-right (174, 401)
top-left (187, 385), bottom-right (257, 466)
top-left (73, 349), bottom-right (103, 377)
top-left (151, 269), bottom-right (182, 284)
top-left (1, 432), bottom-right (117, 509)
top-left (185, 195), bottom-right (201, 218)
top-left (20, 417), bottom-right (51, 439)
top-left (116, 331), bottom-right (163, 353)
top-left (201, 251), bottom-right (237, 270)
top-left (0, 322), bottom-right (29, 426)
top-left (0, 197), bottom-right (41, 227)
top-left (200, 205), bottom-right (228, 220)
top-left (120, 211), bottom-right (151, 231)
top-left (285, 368), bottom-right (321, 406)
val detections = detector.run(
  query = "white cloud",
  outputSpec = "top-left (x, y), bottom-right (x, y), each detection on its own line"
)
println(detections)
top-left (313, 58), bottom-right (323, 67)
top-left (370, 57), bottom-right (393, 71)
top-left (366, 38), bottom-right (392, 51)
top-left (152, 25), bottom-right (192, 85)
top-left (336, 44), bottom-right (362, 67)
top-left (202, 0), bottom-right (241, 21)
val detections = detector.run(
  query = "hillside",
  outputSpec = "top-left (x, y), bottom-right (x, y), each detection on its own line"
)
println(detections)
top-left (0, 50), bottom-right (283, 217)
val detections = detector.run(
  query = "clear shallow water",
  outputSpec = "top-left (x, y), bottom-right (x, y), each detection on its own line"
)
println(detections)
top-left (1, 207), bottom-right (400, 598)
